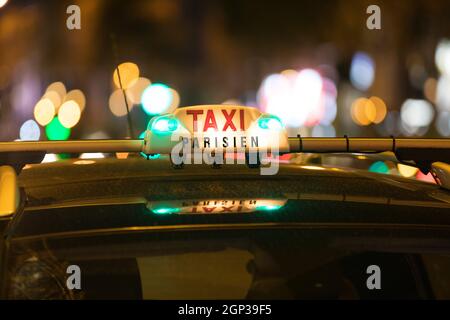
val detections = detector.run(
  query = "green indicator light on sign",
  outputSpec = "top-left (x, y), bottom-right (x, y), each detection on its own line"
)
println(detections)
top-left (152, 207), bottom-right (179, 215)
top-left (258, 115), bottom-right (283, 130)
top-left (256, 205), bottom-right (282, 211)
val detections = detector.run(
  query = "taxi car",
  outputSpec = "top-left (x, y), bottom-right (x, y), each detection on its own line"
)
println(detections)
top-left (1, 105), bottom-right (450, 300)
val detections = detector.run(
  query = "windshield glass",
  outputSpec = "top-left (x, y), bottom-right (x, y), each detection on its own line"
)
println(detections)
top-left (6, 228), bottom-right (450, 299)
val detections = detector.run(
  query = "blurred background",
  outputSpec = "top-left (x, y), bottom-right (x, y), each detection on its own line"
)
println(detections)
top-left (2, 0), bottom-right (450, 146)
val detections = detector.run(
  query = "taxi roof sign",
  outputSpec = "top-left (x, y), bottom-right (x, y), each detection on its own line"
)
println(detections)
top-left (142, 105), bottom-right (290, 155)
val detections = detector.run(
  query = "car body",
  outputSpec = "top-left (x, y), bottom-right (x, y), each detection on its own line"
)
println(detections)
top-left (1, 155), bottom-right (450, 299)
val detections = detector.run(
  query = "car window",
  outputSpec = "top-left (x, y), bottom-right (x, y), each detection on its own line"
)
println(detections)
top-left (6, 229), bottom-right (450, 299)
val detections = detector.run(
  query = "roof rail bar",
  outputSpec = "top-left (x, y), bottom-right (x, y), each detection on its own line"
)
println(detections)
top-left (0, 137), bottom-right (449, 154)
top-left (0, 137), bottom-right (449, 173)
top-left (287, 137), bottom-right (450, 173)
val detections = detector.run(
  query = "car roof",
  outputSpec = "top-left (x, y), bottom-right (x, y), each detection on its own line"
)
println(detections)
top-left (6, 155), bottom-right (449, 239)
top-left (17, 155), bottom-right (447, 207)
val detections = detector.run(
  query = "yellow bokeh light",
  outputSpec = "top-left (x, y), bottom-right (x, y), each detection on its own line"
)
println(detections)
top-left (46, 82), bottom-right (66, 100)
top-left (58, 100), bottom-right (81, 128)
top-left (42, 91), bottom-right (61, 110)
top-left (34, 98), bottom-right (55, 126)
top-left (370, 96), bottom-right (387, 124)
top-left (113, 62), bottom-right (140, 89)
top-left (109, 89), bottom-right (134, 117)
top-left (364, 99), bottom-right (377, 123)
top-left (64, 89), bottom-right (86, 112)
top-left (280, 69), bottom-right (298, 80)
top-left (397, 163), bottom-right (418, 177)
top-left (351, 98), bottom-right (371, 126)
top-left (126, 77), bottom-right (151, 104)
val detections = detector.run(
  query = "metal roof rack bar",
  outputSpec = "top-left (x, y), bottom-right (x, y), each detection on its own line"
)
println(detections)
top-left (287, 137), bottom-right (450, 153)
top-left (0, 139), bottom-right (142, 154)
top-left (0, 137), bottom-right (449, 155)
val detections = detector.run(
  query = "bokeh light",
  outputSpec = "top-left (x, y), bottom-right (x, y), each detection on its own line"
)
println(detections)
top-left (351, 98), bottom-right (375, 126)
top-left (435, 39), bottom-right (450, 76)
top-left (320, 78), bottom-right (338, 125)
top-left (369, 96), bottom-right (387, 124)
top-left (58, 100), bottom-right (81, 128)
top-left (258, 68), bottom-right (335, 129)
top-left (42, 91), bottom-right (61, 110)
top-left (141, 83), bottom-right (173, 115)
top-left (400, 99), bottom-right (434, 135)
top-left (33, 98), bottom-right (55, 126)
top-left (113, 62), bottom-right (140, 89)
top-left (436, 111), bottom-right (450, 136)
top-left (46, 82), bottom-right (66, 106)
top-left (167, 88), bottom-right (180, 113)
top-left (109, 89), bottom-right (134, 117)
top-left (64, 89), bottom-right (86, 112)
top-left (295, 69), bottom-right (324, 126)
top-left (423, 78), bottom-right (437, 103)
top-left (19, 119), bottom-right (40, 141)
top-left (350, 52), bottom-right (375, 91)
top-left (311, 124), bottom-right (336, 137)
top-left (45, 117), bottom-right (71, 140)
top-left (436, 76), bottom-right (450, 111)
top-left (0, 0), bottom-right (8, 9)
top-left (126, 77), bottom-right (151, 104)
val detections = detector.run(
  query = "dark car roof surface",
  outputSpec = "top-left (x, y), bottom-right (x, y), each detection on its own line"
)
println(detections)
top-left (17, 155), bottom-right (447, 205)
top-left (4, 155), bottom-right (448, 240)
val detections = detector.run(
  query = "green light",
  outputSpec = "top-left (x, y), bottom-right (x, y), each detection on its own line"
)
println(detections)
top-left (256, 205), bottom-right (282, 211)
top-left (152, 207), bottom-right (179, 215)
top-left (45, 117), bottom-right (71, 141)
top-left (369, 161), bottom-right (389, 174)
top-left (151, 116), bottom-right (179, 134)
top-left (258, 115), bottom-right (283, 130)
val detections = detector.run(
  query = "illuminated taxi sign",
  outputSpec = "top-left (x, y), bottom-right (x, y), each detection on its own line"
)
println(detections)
top-left (185, 108), bottom-right (247, 132)
top-left (147, 199), bottom-right (287, 215)
top-left (142, 105), bottom-right (290, 155)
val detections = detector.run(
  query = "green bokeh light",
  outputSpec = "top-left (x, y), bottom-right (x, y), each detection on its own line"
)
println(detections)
top-left (45, 117), bottom-right (71, 141)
